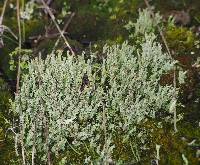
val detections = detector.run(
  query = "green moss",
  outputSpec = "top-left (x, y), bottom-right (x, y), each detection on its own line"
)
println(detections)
top-left (0, 78), bottom-right (19, 164)
top-left (153, 131), bottom-right (199, 164)
top-left (139, 119), bottom-right (200, 164)
top-left (24, 19), bottom-right (46, 39)
top-left (165, 26), bottom-right (196, 56)
top-left (0, 78), bottom-right (12, 132)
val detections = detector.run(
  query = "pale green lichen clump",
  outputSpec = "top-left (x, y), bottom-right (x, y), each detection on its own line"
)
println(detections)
top-left (12, 33), bottom-right (179, 163)
top-left (125, 8), bottom-right (162, 38)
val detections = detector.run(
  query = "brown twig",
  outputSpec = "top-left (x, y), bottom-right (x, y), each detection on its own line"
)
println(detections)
top-left (16, 0), bottom-right (21, 94)
top-left (29, 11), bottom-right (75, 50)
top-left (40, 0), bottom-right (75, 55)
top-left (52, 12), bottom-right (75, 53)
top-left (32, 1), bottom-right (75, 54)
top-left (0, 0), bottom-right (8, 25)
top-left (29, 32), bottom-right (68, 42)
top-left (46, 0), bottom-right (54, 6)
top-left (17, 0), bottom-right (26, 164)
top-left (0, 0), bottom-right (9, 46)
top-left (0, 25), bottom-right (18, 39)
top-left (62, 12), bottom-right (76, 33)
top-left (0, 0), bottom-right (22, 48)
top-left (144, 0), bottom-right (178, 132)
top-left (0, 0), bottom-right (18, 47)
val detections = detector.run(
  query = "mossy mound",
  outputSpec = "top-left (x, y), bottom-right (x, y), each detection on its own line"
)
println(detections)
top-left (165, 26), bottom-right (197, 56)
top-left (0, 78), bottom-right (19, 164)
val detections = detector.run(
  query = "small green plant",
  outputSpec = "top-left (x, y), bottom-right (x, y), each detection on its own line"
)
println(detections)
top-left (9, 47), bottom-right (32, 71)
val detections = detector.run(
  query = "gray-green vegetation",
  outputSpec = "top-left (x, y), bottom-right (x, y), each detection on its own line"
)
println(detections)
top-left (0, 0), bottom-right (200, 164)
top-left (11, 25), bottom-right (184, 163)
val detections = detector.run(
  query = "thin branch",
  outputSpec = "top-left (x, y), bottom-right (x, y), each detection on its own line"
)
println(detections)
top-left (0, 126), bottom-right (18, 143)
top-left (29, 32), bottom-right (68, 42)
top-left (40, 0), bottom-right (75, 55)
top-left (0, 1), bottom-right (18, 46)
top-left (0, 25), bottom-right (18, 39)
top-left (2, 34), bottom-right (19, 44)
top-left (0, 0), bottom-right (9, 46)
top-left (17, 0), bottom-right (26, 164)
top-left (52, 12), bottom-right (75, 52)
top-left (46, 0), bottom-right (54, 6)
top-left (21, 0), bottom-right (25, 41)
top-left (16, 0), bottom-right (22, 94)
top-left (62, 12), bottom-right (76, 33)
top-left (0, 0), bottom-right (8, 25)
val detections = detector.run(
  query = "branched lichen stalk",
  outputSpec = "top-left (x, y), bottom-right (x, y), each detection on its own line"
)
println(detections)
top-left (144, 0), bottom-right (178, 133)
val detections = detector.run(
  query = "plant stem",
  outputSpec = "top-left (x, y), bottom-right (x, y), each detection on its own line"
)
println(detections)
top-left (16, 0), bottom-right (22, 94)
top-left (102, 103), bottom-right (108, 164)
top-left (44, 115), bottom-right (51, 165)
top-left (17, 0), bottom-right (26, 164)
top-left (21, 0), bottom-right (25, 41)
top-left (0, 0), bottom-right (8, 25)
top-left (173, 69), bottom-right (178, 132)
top-left (52, 12), bottom-right (75, 53)
top-left (32, 122), bottom-right (36, 165)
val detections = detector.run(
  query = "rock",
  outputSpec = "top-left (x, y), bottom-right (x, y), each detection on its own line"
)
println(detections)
top-left (165, 10), bottom-right (191, 26)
